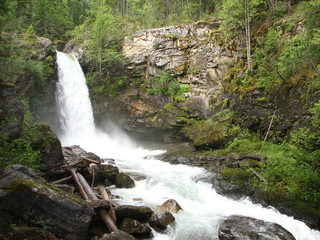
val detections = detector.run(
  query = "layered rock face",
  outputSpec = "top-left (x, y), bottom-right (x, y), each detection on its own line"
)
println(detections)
top-left (110, 20), bottom-right (243, 141)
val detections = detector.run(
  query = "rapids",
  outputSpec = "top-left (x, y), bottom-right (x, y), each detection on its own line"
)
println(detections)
top-left (56, 51), bottom-right (320, 240)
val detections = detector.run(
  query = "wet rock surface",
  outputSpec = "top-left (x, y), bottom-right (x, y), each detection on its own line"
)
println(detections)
top-left (115, 205), bottom-right (154, 221)
top-left (159, 199), bottom-right (183, 213)
top-left (115, 172), bottom-right (135, 188)
top-left (119, 218), bottom-right (153, 239)
top-left (218, 215), bottom-right (296, 240)
top-left (149, 211), bottom-right (175, 231)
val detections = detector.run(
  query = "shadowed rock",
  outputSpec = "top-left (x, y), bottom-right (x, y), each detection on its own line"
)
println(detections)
top-left (115, 172), bottom-right (135, 188)
top-left (149, 211), bottom-right (175, 231)
top-left (119, 218), bottom-right (152, 239)
top-left (218, 215), bottom-right (296, 240)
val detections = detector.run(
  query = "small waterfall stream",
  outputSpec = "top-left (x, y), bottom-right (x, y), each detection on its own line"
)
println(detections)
top-left (55, 51), bottom-right (320, 240)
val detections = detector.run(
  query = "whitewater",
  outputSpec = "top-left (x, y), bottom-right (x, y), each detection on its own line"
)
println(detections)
top-left (56, 51), bottom-right (320, 240)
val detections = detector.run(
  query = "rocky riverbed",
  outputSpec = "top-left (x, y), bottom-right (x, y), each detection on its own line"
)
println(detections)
top-left (0, 143), bottom-right (306, 240)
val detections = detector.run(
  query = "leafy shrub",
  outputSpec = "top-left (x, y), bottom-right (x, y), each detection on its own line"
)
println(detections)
top-left (148, 72), bottom-right (191, 101)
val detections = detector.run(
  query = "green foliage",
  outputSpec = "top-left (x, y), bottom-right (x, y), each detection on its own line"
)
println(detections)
top-left (221, 167), bottom-right (255, 186)
top-left (254, 28), bottom-right (281, 91)
top-left (87, 72), bottom-right (126, 99)
top-left (70, 0), bottom-right (126, 99)
top-left (182, 109), bottom-right (239, 149)
top-left (210, 120), bottom-right (320, 206)
top-left (220, 1), bottom-right (319, 95)
top-left (0, 99), bottom-right (42, 171)
top-left (277, 32), bottom-right (310, 81)
top-left (147, 72), bottom-right (190, 101)
top-left (219, 0), bottom-right (267, 38)
top-left (0, 33), bottom-right (54, 89)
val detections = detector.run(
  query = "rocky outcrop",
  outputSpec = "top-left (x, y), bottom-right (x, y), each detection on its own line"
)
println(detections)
top-left (0, 165), bottom-right (94, 240)
top-left (123, 20), bottom-right (240, 99)
top-left (218, 215), bottom-right (296, 240)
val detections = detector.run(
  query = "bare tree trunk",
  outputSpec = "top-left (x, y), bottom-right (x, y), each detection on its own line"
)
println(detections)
top-left (244, 0), bottom-right (252, 71)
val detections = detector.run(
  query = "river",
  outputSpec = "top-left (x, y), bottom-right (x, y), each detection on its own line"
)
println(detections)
top-left (56, 51), bottom-right (320, 240)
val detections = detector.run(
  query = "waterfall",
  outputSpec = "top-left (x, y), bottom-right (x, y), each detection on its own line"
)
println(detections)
top-left (55, 51), bottom-right (137, 158)
top-left (55, 51), bottom-right (320, 240)
top-left (56, 51), bottom-right (95, 145)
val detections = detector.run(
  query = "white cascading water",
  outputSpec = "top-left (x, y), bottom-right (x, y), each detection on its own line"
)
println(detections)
top-left (55, 51), bottom-right (320, 240)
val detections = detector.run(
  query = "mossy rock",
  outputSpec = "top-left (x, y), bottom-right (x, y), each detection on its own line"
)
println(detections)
top-left (115, 172), bottom-right (135, 188)
top-left (115, 205), bottom-right (153, 221)
top-left (221, 167), bottom-right (255, 187)
top-left (0, 165), bottom-right (94, 240)
top-left (31, 123), bottom-right (63, 170)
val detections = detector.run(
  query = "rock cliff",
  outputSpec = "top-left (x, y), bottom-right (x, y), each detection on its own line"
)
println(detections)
top-left (94, 19), bottom-right (245, 143)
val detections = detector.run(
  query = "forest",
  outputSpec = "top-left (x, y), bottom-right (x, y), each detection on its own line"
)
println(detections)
top-left (0, 0), bottom-right (320, 227)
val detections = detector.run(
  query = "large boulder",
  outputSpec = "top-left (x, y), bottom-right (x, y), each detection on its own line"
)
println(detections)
top-left (148, 211), bottom-right (175, 231)
top-left (115, 172), bottom-right (135, 188)
top-left (218, 215), bottom-right (296, 240)
top-left (119, 218), bottom-right (152, 239)
top-left (0, 165), bottom-right (94, 240)
top-left (32, 123), bottom-right (64, 171)
top-left (90, 164), bottom-right (120, 185)
top-left (160, 199), bottom-right (183, 213)
top-left (115, 205), bottom-right (153, 221)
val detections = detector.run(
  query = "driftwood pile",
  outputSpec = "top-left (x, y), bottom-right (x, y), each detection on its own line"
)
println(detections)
top-left (50, 145), bottom-right (118, 233)
top-left (44, 145), bottom-right (177, 239)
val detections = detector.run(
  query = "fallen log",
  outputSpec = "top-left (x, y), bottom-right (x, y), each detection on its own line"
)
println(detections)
top-left (77, 173), bottom-right (98, 200)
top-left (52, 176), bottom-right (72, 185)
top-left (76, 173), bottom-right (118, 233)
top-left (98, 185), bottom-right (117, 222)
top-left (99, 209), bottom-right (118, 233)
top-left (82, 157), bottom-right (101, 164)
top-left (69, 168), bottom-right (89, 200)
